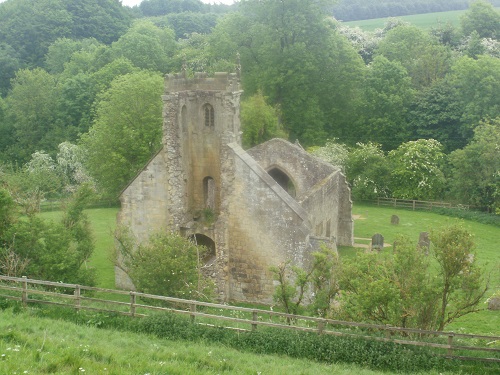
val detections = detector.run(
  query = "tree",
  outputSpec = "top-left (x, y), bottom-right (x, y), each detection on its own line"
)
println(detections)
top-left (65, 0), bottom-right (131, 44)
top-left (270, 246), bottom-right (340, 318)
top-left (241, 91), bottom-right (286, 149)
top-left (388, 139), bottom-right (446, 200)
top-left (80, 71), bottom-right (164, 198)
top-left (0, 0), bottom-right (72, 66)
top-left (339, 224), bottom-right (488, 331)
top-left (448, 118), bottom-right (500, 212)
top-left (0, 43), bottom-right (21, 96)
top-left (116, 229), bottom-right (213, 300)
top-left (0, 185), bottom-right (96, 285)
top-left (431, 224), bottom-right (488, 331)
top-left (207, 1), bottom-right (364, 147)
top-left (375, 24), bottom-right (452, 89)
top-left (353, 56), bottom-right (414, 150)
top-left (449, 55), bottom-right (500, 128)
top-left (5, 68), bottom-right (63, 163)
top-left (460, 0), bottom-right (500, 39)
top-left (309, 139), bottom-right (349, 171)
top-left (339, 237), bottom-right (436, 329)
top-left (409, 79), bottom-right (469, 152)
top-left (110, 20), bottom-right (177, 73)
top-left (345, 142), bottom-right (391, 200)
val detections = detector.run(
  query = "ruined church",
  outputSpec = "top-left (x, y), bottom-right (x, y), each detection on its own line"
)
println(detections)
top-left (116, 68), bottom-right (354, 303)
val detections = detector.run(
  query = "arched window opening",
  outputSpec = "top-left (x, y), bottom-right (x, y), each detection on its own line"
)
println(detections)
top-left (268, 167), bottom-right (296, 198)
top-left (189, 234), bottom-right (216, 265)
top-left (203, 104), bottom-right (214, 127)
top-left (203, 176), bottom-right (215, 209)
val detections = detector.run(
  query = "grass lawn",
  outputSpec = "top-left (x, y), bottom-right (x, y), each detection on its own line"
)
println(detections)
top-left (40, 208), bottom-right (119, 289)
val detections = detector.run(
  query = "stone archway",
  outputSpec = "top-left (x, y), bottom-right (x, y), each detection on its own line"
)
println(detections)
top-left (189, 233), bottom-right (216, 264)
top-left (267, 167), bottom-right (296, 198)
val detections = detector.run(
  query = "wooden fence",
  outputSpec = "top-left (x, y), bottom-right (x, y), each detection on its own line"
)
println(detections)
top-left (376, 197), bottom-right (471, 211)
top-left (0, 275), bottom-right (499, 363)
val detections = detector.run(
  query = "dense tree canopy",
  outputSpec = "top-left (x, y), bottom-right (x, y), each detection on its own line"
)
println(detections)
top-left (0, 0), bottom-right (498, 206)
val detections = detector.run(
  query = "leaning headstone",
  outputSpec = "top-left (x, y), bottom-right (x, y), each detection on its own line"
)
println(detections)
top-left (418, 232), bottom-right (430, 255)
top-left (371, 233), bottom-right (384, 251)
top-left (391, 215), bottom-right (400, 225)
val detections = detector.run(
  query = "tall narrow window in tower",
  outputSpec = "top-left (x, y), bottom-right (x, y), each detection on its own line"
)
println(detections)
top-left (181, 105), bottom-right (187, 130)
top-left (203, 176), bottom-right (215, 209)
top-left (204, 104), bottom-right (215, 127)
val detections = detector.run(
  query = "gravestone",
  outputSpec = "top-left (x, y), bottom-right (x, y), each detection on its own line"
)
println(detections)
top-left (371, 233), bottom-right (384, 251)
top-left (488, 296), bottom-right (500, 310)
top-left (392, 240), bottom-right (398, 253)
top-left (391, 215), bottom-right (400, 225)
top-left (418, 232), bottom-right (430, 255)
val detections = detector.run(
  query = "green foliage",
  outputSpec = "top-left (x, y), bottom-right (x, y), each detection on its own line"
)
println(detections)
top-left (0, 188), bottom-right (16, 238)
top-left (270, 246), bottom-right (340, 317)
top-left (450, 55), bottom-right (500, 128)
top-left (448, 118), bottom-right (500, 212)
top-left (116, 229), bottom-right (214, 301)
top-left (375, 24), bottom-right (452, 88)
top-left (0, 186), bottom-right (96, 285)
top-left (430, 223), bottom-right (488, 330)
top-left (353, 55), bottom-right (414, 150)
top-left (345, 142), bottom-right (391, 200)
top-left (137, 312), bottom-right (453, 373)
top-left (110, 20), bottom-right (176, 73)
top-left (388, 139), bottom-right (446, 200)
top-left (308, 139), bottom-right (349, 171)
top-left (240, 91), bottom-right (286, 149)
top-left (339, 224), bottom-right (488, 331)
top-left (80, 71), bottom-right (163, 198)
top-left (460, 0), bottom-right (500, 39)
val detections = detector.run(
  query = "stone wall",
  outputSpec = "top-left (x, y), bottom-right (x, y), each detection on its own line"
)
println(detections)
top-left (224, 143), bottom-right (312, 303)
top-left (116, 148), bottom-right (170, 289)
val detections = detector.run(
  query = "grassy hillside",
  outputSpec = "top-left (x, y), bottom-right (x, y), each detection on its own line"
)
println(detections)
top-left (342, 8), bottom-right (500, 31)
top-left (0, 308), bottom-right (388, 375)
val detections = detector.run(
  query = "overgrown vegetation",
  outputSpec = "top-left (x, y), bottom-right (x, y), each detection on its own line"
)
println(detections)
top-left (0, 184), bottom-right (96, 286)
top-left (272, 224), bottom-right (490, 332)
top-left (116, 228), bottom-right (214, 300)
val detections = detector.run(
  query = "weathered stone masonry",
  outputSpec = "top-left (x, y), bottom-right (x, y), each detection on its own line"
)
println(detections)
top-left (116, 70), bottom-right (354, 303)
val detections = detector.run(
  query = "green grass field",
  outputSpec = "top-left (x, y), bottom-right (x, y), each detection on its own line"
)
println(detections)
top-left (342, 8), bottom-right (500, 31)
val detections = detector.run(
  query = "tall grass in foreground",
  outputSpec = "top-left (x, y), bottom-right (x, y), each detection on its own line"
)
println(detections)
top-left (0, 307), bottom-right (394, 375)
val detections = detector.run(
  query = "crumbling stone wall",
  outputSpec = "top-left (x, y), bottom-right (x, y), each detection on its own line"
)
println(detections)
top-left (224, 143), bottom-right (312, 302)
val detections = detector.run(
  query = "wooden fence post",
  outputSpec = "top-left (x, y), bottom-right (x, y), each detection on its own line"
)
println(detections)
top-left (447, 333), bottom-right (455, 357)
top-left (130, 292), bottom-right (136, 317)
top-left (252, 310), bottom-right (258, 331)
top-left (385, 325), bottom-right (391, 340)
top-left (190, 304), bottom-right (196, 323)
top-left (21, 276), bottom-right (27, 307)
top-left (317, 319), bottom-right (325, 335)
top-left (412, 200), bottom-right (416, 210)
top-left (74, 285), bottom-right (81, 312)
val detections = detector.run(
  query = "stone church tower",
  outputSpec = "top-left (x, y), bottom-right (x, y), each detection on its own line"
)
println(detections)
top-left (117, 68), bottom-right (354, 303)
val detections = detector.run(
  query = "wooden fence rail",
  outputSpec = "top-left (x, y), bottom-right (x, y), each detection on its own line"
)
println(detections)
top-left (376, 197), bottom-right (471, 211)
top-left (0, 275), bottom-right (498, 363)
